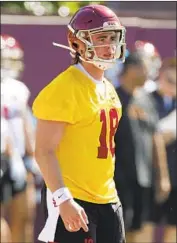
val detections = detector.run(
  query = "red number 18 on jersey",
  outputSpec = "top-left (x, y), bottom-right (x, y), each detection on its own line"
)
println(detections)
top-left (97, 108), bottom-right (119, 159)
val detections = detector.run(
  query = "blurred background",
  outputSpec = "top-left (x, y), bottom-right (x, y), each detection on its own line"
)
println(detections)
top-left (1, 1), bottom-right (176, 243)
top-left (1, 1), bottom-right (176, 105)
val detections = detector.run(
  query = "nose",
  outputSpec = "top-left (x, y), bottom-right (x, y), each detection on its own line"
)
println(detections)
top-left (106, 45), bottom-right (116, 54)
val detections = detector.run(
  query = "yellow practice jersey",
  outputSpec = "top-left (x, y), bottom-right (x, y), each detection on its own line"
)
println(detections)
top-left (33, 65), bottom-right (122, 204)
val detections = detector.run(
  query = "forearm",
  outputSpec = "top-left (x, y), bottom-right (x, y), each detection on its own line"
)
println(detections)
top-left (153, 132), bottom-right (169, 179)
top-left (35, 150), bottom-right (65, 192)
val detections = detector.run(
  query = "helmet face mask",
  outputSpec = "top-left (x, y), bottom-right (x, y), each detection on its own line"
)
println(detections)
top-left (67, 5), bottom-right (126, 70)
top-left (68, 23), bottom-right (126, 70)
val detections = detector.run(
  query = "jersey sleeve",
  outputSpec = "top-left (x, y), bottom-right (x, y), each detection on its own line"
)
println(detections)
top-left (32, 75), bottom-right (79, 124)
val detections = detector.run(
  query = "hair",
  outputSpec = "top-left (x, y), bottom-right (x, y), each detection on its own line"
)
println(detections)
top-left (67, 30), bottom-right (80, 65)
top-left (71, 52), bottom-right (81, 65)
top-left (120, 51), bottom-right (144, 76)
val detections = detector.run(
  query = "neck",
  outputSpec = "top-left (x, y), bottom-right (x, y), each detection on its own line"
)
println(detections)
top-left (81, 61), bottom-right (104, 81)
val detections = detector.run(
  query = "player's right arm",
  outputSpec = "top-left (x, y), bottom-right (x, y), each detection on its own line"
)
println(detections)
top-left (35, 119), bottom-right (89, 232)
top-left (35, 119), bottom-right (66, 192)
top-left (33, 76), bottom-right (88, 232)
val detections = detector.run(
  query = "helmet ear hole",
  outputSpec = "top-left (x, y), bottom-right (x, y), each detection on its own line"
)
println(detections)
top-left (72, 42), bottom-right (78, 49)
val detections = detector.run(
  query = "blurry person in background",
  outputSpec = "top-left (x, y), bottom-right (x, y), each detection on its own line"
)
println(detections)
top-left (158, 109), bottom-right (176, 142)
top-left (1, 34), bottom-right (38, 243)
top-left (114, 52), bottom-right (170, 243)
top-left (105, 49), bottom-right (130, 88)
top-left (33, 4), bottom-right (126, 243)
top-left (1, 116), bottom-right (12, 243)
top-left (134, 40), bottom-right (162, 93)
top-left (149, 57), bottom-right (176, 243)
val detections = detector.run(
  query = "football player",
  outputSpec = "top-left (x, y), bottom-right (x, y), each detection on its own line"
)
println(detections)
top-left (1, 34), bottom-right (37, 242)
top-left (33, 4), bottom-right (126, 243)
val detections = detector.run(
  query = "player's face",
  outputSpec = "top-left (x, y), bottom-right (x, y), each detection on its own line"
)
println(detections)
top-left (91, 31), bottom-right (120, 60)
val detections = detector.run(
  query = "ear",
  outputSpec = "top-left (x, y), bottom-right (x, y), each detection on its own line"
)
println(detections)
top-left (67, 30), bottom-right (86, 58)
top-left (75, 40), bottom-right (86, 57)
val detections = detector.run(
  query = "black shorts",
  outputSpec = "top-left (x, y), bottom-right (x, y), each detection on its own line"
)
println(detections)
top-left (11, 156), bottom-right (27, 197)
top-left (150, 188), bottom-right (177, 226)
top-left (1, 154), bottom-right (27, 201)
top-left (39, 184), bottom-right (126, 243)
top-left (0, 170), bottom-right (12, 204)
top-left (0, 153), bottom-right (13, 204)
top-left (0, 171), bottom-right (27, 202)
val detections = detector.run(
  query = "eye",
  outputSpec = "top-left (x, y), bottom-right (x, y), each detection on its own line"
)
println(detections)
top-left (111, 36), bottom-right (117, 41)
top-left (99, 38), bottom-right (105, 42)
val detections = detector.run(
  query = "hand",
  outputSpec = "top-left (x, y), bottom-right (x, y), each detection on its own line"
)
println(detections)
top-left (59, 199), bottom-right (89, 232)
top-left (155, 177), bottom-right (171, 203)
top-left (127, 104), bottom-right (147, 120)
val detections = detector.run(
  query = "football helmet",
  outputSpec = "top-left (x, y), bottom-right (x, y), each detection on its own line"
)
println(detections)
top-left (54, 5), bottom-right (126, 70)
top-left (134, 40), bottom-right (162, 80)
top-left (1, 34), bottom-right (24, 80)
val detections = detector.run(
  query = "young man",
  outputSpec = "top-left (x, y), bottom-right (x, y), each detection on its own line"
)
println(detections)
top-left (33, 4), bottom-right (126, 243)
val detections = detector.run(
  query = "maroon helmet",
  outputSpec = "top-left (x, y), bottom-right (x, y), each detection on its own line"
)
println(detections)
top-left (67, 5), bottom-right (126, 70)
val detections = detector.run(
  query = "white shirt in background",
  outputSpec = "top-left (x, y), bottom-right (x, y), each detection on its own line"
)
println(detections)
top-left (1, 77), bottom-right (30, 157)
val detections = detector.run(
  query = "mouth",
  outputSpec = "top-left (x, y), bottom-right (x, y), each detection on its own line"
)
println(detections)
top-left (103, 54), bottom-right (114, 59)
